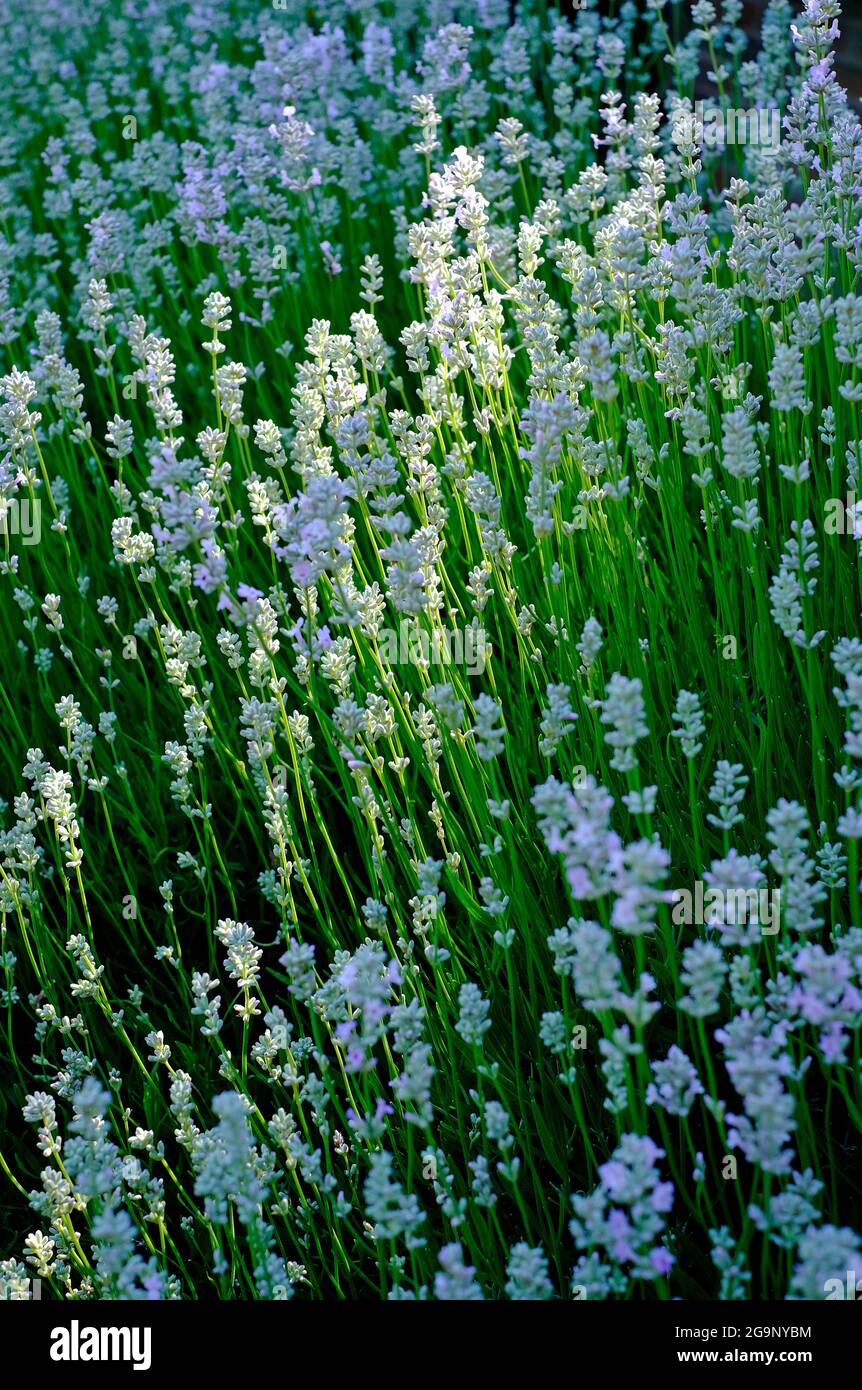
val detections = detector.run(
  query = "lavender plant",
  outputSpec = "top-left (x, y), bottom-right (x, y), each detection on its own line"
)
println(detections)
top-left (0, 0), bottom-right (861, 1303)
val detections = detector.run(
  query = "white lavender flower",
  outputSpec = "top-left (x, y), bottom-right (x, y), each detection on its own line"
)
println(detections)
top-left (504, 1243), bottom-right (553, 1300)
top-left (364, 1152), bottom-right (427, 1250)
top-left (570, 1134), bottom-right (674, 1282)
top-left (671, 689), bottom-right (706, 760)
top-left (455, 982), bottom-right (492, 1048)
top-left (471, 693), bottom-right (505, 761)
top-left (600, 674), bottom-right (648, 774)
top-left (647, 1045), bottom-right (704, 1117)
top-left (434, 1243), bottom-right (485, 1300)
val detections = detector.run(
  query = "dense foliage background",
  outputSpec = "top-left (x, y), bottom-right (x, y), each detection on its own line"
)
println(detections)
top-left (1, 0), bottom-right (861, 1301)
